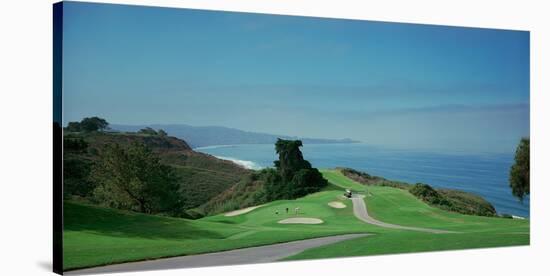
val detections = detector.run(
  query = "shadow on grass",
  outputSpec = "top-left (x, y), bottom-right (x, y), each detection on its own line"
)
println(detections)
top-left (64, 201), bottom-right (224, 240)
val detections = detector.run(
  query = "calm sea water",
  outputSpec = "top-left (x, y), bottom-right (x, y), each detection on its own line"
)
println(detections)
top-left (196, 143), bottom-right (530, 218)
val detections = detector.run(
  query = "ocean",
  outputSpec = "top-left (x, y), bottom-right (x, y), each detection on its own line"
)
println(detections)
top-left (195, 143), bottom-right (530, 218)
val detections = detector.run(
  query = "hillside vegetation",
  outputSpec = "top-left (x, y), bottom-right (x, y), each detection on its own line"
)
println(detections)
top-left (199, 171), bottom-right (269, 215)
top-left (64, 127), bottom-right (249, 217)
top-left (200, 139), bottom-right (328, 215)
top-left (340, 168), bottom-right (497, 216)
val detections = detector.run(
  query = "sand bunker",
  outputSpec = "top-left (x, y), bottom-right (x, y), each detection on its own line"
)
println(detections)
top-left (224, 205), bottom-right (265, 217)
top-left (328, 201), bottom-right (346, 208)
top-left (278, 217), bottom-right (324, 224)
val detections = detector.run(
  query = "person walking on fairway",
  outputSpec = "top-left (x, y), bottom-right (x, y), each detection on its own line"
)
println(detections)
top-left (294, 207), bottom-right (300, 215)
top-left (286, 207), bottom-right (289, 214)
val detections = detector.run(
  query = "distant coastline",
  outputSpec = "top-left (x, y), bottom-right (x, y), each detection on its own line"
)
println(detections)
top-left (112, 124), bottom-right (360, 148)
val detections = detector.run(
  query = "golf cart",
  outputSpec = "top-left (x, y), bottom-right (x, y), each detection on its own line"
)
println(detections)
top-left (344, 189), bottom-right (352, 198)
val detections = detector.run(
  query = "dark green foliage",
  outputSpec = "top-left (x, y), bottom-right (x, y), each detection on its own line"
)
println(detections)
top-left (409, 183), bottom-right (450, 206)
top-left (66, 121), bottom-right (82, 132)
top-left (340, 167), bottom-right (410, 189)
top-left (509, 138), bottom-right (530, 201)
top-left (91, 142), bottom-right (183, 215)
top-left (265, 139), bottom-right (327, 200)
top-left (274, 139), bottom-right (312, 181)
top-left (64, 136), bottom-right (88, 153)
top-left (80, 117), bottom-right (109, 132)
top-left (289, 168), bottom-right (328, 198)
top-left (437, 189), bottom-right (497, 216)
top-left (63, 158), bottom-right (95, 198)
top-left (263, 168), bottom-right (285, 201)
top-left (138, 127), bottom-right (158, 135)
top-left (63, 136), bottom-right (93, 198)
top-left (410, 183), bottom-right (496, 217)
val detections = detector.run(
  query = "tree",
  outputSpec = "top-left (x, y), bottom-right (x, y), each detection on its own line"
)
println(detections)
top-left (289, 168), bottom-right (328, 198)
top-left (274, 139), bottom-right (312, 182)
top-left (91, 142), bottom-right (183, 214)
top-left (65, 121), bottom-right (82, 132)
top-left (64, 158), bottom-right (95, 198)
top-left (80, 117), bottom-right (109, 132)
top-left (509, 138), bottom-right (530, 201)
top-left (262, 168), bottom-right (284, 201)
top-left (264, 139), bottom-right (327, 200)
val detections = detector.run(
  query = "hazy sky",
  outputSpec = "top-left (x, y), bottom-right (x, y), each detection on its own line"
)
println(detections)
top-left (62, 2), bottom-right (529, 153)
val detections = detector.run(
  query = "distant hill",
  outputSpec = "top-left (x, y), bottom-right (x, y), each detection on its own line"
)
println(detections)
top-left (111, 124), bottom-right (359, 148)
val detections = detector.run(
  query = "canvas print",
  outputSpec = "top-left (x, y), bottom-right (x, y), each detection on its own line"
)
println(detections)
top-left (53, 1), bottom-right (530, 274)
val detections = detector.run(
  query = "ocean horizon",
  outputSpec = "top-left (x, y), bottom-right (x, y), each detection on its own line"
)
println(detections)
top-left (196, 143), bottom-right (530, 218)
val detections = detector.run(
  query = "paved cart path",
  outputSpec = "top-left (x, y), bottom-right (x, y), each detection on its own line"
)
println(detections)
top-left (350, 195), bottom-right (456, 234)
top-left (67, 233), bottom-right (369, 275)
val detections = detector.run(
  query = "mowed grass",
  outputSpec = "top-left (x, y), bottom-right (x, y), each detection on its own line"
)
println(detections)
top-left (63, 189), bottom-right (377, 271)
top-left (283, 170), bottom-right (529, 261)
top-left (64, 169), bottom-right (529, 270)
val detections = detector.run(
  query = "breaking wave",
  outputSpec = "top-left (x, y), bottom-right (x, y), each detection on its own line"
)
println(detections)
top-left (214, 155), bottom-right (263, 170)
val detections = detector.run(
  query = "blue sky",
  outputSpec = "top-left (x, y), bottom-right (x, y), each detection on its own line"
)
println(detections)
top-left (62, 2), bottom-right (529, 153)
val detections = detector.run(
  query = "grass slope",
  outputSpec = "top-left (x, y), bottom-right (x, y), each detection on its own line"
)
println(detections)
top-left (340, 167), bottom-right (497, 216)
top-left (283, 170), bottom-right (529, 260)
top-left (64, 170), bottom-right (529, 271)
top-left (63, 193), bottom-right (370, 271)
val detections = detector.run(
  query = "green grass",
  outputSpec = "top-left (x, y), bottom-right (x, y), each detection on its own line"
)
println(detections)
top-left (282, 170), bottom-right (529, 261)
top-left (64, 169), bottom-right (529, 270)
top-left (63, 191), bottom-right (375, 271)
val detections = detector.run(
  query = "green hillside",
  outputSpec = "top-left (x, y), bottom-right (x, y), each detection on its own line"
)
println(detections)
top-left (285, 170), bottom-right (529, 260)
top-left (339, 167), bottom-right (497, 216)
top-left (63, 131), bottom-right (249, 214)
top-left (64, 170), bottom-right (529, 271)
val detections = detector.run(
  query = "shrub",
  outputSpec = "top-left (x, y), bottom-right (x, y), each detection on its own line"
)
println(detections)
top-left (340, 167), bottom-right (409, 189)
top-left (409, 183), bottom-right (451, 206)
top-left (63, 158), bottom-right (95, 197)
top-left (91, 142), bottom-right (184, 215)
top-left (509, 138), bottom-right (530, 201)
top-left (64, 137), bottom-right (88, 153)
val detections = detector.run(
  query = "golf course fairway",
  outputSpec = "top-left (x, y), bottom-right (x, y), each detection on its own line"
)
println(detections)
top-left (64, 170), bottom-right (529, 272)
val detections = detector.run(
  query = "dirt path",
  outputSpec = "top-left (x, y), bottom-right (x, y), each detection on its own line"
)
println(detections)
top-left (350, 195), bottom-right (456, 234)
top-left (67, 233), bottom-right (369, 275)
